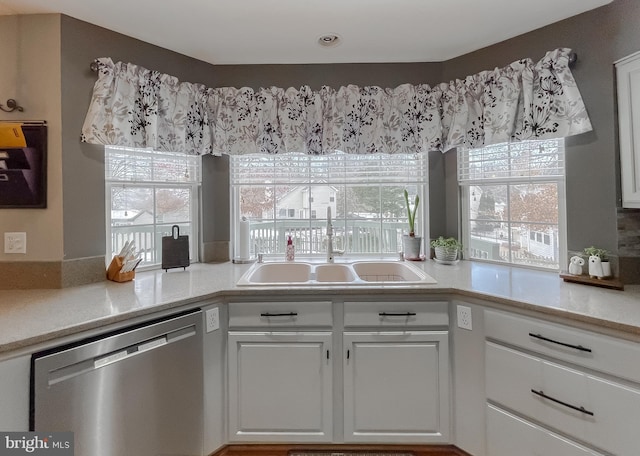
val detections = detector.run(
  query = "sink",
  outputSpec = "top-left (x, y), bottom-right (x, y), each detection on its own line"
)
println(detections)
top-left (315, 264), bottom-right (357, 282)
top-left (351, 261), bottom-right (427, 282)
top-left (236, 260), bottom-right (436, 286)
top-left (243, 262), bottom-right (311, 283)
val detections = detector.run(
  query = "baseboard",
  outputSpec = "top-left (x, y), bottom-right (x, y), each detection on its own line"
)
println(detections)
top-left (210, 444), bottom-right (472, 456)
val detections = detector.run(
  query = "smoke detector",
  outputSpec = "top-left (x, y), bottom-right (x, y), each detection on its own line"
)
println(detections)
top-left (318, 34), bottom-right (341, 47)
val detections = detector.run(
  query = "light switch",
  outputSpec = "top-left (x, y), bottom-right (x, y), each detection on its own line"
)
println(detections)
top-left (4, 232), bottom-right (26, 254)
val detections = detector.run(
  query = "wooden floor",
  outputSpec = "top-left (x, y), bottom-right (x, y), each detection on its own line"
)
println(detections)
top-left (213, 444), bottom-right (472, 456)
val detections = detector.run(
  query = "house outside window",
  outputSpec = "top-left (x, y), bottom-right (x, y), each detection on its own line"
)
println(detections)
top-left (105, 146), bottom-right (201, 269)
top-left (458, 139), bottom-right (566, 270)
top-left (231, 152), bottom-right (428, 258)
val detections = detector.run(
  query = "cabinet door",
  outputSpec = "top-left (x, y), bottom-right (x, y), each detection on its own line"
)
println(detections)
top-left (487, 405), bottom-right (603, 456)
top-left (228, 331), bottom-right (332, 442)
top-left (0, 354), bottom-right (30, 430)
top-left (343, 331), bottom-right (450, 443)
top-left (616, 51), bottom-right (640, 208)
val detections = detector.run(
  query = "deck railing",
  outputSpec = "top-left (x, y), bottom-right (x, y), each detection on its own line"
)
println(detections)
top-left (112, 220), bottom-right (410, 265)
top-left (111, 223), bottom-right (191, 265)
top-left (247, 219), bottom-right (407, 256)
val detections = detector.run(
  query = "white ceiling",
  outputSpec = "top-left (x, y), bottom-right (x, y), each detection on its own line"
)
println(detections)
top-left (0, 0), bottom-right (612, 65)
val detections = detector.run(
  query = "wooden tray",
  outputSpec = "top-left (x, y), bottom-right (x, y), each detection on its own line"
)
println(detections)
top-left (559, 272), bottom-right (624, 290)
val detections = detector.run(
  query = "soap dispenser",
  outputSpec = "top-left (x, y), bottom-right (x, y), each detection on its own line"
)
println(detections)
top-left (285, 235), bottom-right (295, 261)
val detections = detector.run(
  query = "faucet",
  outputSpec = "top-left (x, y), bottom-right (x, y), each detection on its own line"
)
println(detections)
top-left (326, 206), bottom-right (344, 263)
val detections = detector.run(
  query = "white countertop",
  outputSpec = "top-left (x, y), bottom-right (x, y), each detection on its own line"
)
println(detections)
top-left (0, 260), bottom-right (639, 354)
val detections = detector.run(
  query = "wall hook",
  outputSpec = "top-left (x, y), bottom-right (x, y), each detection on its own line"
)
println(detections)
top-left (0, 99), bottom-right (24, 113)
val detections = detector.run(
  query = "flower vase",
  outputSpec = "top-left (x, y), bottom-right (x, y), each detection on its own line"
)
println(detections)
top-left (402, 235), bottom-right (422, 260)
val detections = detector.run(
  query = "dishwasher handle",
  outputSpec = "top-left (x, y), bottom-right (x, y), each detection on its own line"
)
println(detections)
top-left (48, 323), bottom-right (197, 386)
top-left (93, 336), bottom-right (167, 369)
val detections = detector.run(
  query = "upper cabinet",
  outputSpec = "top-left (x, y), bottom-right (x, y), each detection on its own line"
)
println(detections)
top-left (616, 51), bottom-right (640, 208)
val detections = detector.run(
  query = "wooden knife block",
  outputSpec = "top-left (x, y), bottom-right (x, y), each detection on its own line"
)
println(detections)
top-left (106, 256), bottom-right (135, 283)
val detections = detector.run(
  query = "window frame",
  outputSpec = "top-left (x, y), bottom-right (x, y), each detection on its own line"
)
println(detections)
top-left (458, 139), bottom-right (567, 271)
top-left (105, 146), bottom-right (202, 270)
top-left (230, 152), bottom-right (429, 260)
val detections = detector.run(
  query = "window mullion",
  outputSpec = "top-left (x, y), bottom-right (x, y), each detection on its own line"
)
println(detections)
top-left (506, 184), bottom-right (512, 264)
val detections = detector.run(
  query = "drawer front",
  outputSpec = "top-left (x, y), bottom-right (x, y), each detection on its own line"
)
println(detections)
top-left (344, 301), bottom-right (448, 328)
top-left (485, 309), bottom-right (640, 383)
top-left (486, 404), bottom-right (603, 456)
top-left (486, 342), bottom-right (640, 456)
top-left (228, 301), bottom-right (332, 328)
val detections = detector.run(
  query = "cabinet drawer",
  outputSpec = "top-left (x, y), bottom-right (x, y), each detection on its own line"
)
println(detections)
top-left (487, 404), bottom-right (603, 456)
top-left (344, 301), bottom-right (448, 328)
top-left (486, 342), bottom-right (640, 456)
top-left (228, 301), bottom-right (332, 328)
top-left (485, 309), bottom-right (640, 383)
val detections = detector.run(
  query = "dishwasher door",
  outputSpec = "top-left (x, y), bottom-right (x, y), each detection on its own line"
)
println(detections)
top-left (32, 310), bottom-right (203, 456)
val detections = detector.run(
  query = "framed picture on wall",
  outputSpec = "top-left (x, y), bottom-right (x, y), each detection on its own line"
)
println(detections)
top-left (0, 122), bottom-right (47, 209)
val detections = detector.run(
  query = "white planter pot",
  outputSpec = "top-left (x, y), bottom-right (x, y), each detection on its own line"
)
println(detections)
top-left (588, 256), bottom-right (611, 279)
top-left (434, 246), bottom-right (459, 262)
top-left (402, 235), bottom-right (422, 260)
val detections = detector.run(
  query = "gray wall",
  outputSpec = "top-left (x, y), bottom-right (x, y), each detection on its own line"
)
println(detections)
top-left (441, 0), bottom-right (640, 256)
top-left (211, 62), bottom-right (443, 90)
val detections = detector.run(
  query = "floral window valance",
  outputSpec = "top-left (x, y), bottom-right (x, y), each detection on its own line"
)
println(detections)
top-left (81, 48), bottom-right (592, 156)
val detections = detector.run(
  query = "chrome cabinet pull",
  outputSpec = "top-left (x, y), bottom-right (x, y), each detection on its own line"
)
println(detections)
top-left (531, 389), bottom-right (594, 416)
top-left (528, 332), bottom-right (592, 353)
top-left (260, 312), bottom-right (298, 317)
top-left (379, 312), bottom-right (417, 317)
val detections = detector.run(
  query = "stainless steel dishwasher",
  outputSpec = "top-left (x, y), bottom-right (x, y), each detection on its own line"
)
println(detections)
top-left (31, 310), bottom-right (203, 456)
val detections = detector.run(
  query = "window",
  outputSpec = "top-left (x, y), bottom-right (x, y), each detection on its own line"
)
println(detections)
top-left (105, 146), bottom-right (201, 268)
top-left (231, 152), bottom-right (428, 258)
top-left (458, 139), bottom-right (566, 270)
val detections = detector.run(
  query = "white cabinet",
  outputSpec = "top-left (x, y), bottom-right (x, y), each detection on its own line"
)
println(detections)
top-left (616, 51), bottom-right (640, 208)
top-left (227, 300), bottom-right (334, 443)
top-left (342, 300), bottom-right (450, 444)
top-left (343, 331), bottom-right (450, 443)
top-left (0, 354), bottom-right (30, 431)
top-left (226, 298), bottom-right (451, 445)
top-left (486, 405), bottom-right (603, 456)
top-left (203, 303), bottom-right (227, 455)
top-left (227, 331), bottom-right (333, 442)
top-left (484, 309), bottom-right (640, 456)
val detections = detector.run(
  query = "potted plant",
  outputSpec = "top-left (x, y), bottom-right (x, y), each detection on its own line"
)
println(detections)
top-left (430, 236), bottom-right (462, 263)
top-left (583, 246), bottom-right (611, 278)
top-left (402, 189), bottom-right (422, 259)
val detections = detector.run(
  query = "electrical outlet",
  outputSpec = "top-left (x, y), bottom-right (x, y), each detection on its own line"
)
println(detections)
top-left (4, 232), bottom-right (26, 254)
top-left (205, 307), bottom-right (219, 333)
top-left (457, 305), bottom-right (473, 331)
